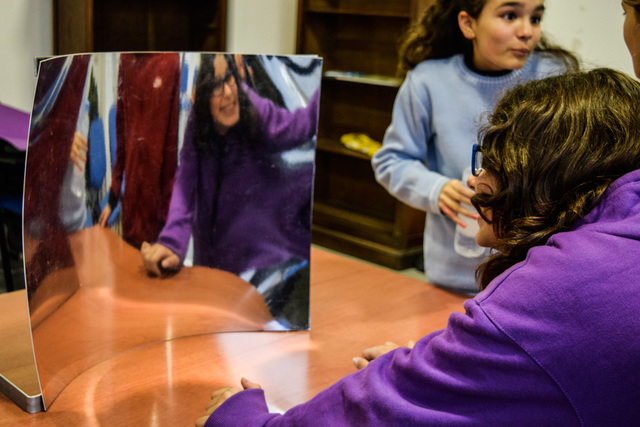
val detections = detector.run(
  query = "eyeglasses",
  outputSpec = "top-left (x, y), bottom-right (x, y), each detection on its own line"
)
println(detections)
top-left (472, 144), bottom-right (483, 177)
top-left (212, 70), bottom-right (237, 97)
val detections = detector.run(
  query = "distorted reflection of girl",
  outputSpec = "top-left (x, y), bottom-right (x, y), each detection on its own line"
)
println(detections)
top-left (141, 54), bottom-right (320, 329)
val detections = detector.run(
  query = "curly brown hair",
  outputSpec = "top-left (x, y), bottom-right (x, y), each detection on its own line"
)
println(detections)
top-left (397, 0), bottom-right (579, 77)
top-left (472, 68), bottom-right (640, 289)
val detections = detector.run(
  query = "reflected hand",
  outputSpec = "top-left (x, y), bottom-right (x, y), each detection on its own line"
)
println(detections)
top-left (70, 131), bottom-right (88, 171)
top-left (438, 179), bottom-right (478, 228)
top-left (140, 241), bottom-right (180, 276)
top-left (98, 205), bottom-right (112, 227)
top-left (195, 378), bottom-right (262, 427)
top-left (233, 54), bottom-right (254, 84)
top-left (353, 340), bottom-right (415, 370)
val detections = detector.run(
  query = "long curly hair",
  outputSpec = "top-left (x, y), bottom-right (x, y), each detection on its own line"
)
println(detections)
top-left (397, 0), bottom-right (579, 77)
top-left (472, 68), bottom-right (640, 289)
top-left (192, 54), bottom-right (261, 155)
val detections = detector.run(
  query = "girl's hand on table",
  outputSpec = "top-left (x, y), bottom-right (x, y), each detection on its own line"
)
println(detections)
top-left (140, 242), bottom-right (180, 276)
top-left (195, 378), bottom-right (262, 427)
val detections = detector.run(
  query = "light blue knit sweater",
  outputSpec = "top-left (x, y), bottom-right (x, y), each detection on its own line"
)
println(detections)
top-left (372, 53), bottom-right (567, 292)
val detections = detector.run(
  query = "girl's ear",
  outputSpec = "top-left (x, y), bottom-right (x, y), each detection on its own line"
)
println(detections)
top-left (458, 11), bottom-right (476, 40)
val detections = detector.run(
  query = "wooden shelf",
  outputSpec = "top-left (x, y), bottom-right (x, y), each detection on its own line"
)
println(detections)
top-left (316, 137), bottom-right (371, 160)
top-left (324, 71), bottom-right (402, 87)
top-left (312, 201), bottom-right (424, 270)
top-left (300, 0), bottom-right (431, 269)
top-left (304, 0), bottom-right (412, 17)
top-left (304, 9), bottom-right (411, 18)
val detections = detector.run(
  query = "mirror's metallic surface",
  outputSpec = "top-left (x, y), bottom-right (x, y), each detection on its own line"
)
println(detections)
top-left (20, 52), bottom-right (321, 410)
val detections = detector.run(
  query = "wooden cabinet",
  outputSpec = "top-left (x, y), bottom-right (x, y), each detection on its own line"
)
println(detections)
top-left (54, 0), bottom-right (227, 54)
top-left (297, 0), bottom-right (431, 269)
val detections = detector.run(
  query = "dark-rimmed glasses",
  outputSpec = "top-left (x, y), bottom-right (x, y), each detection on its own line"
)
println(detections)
top-left (472, 144), bottom-right (483, 177)
top-left (212, 70), bottom-right (237, 98)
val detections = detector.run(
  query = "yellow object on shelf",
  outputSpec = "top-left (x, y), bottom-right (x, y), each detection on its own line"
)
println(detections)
top-left (339, 133), bottom-right (382, 157)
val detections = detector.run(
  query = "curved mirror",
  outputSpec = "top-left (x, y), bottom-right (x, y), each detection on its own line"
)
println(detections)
top-left (21, 52), bottom-right (321, 410)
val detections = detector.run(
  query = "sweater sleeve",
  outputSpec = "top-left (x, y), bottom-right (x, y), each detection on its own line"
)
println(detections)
top-left (156, 113), bottom-right (198, 262)
top-left (371, 70), bottom-right (450, 214)
top-left (204, 389), bottom-right (279, 427)
top-left (248, 86), bottom-right (320, 151)
top-left (205, 299), bottom-right (578, 426)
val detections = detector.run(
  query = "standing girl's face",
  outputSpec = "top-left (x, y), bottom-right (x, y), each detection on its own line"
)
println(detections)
top-left (459, 0), bottom-right (544, 72)
top-left (210, 54), bottom-right (240, 135)
top-left (623, 2), bottom-right (640, 78)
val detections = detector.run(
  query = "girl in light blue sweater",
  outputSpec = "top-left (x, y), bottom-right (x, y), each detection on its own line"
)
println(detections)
top-left (372, 0), bottom-right (579, 293)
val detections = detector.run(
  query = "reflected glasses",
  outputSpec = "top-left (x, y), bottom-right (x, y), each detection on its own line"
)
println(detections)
top-left (472, 144), bottom-right (483, 177)
top-left (212, 70), bottom-right (237, 97)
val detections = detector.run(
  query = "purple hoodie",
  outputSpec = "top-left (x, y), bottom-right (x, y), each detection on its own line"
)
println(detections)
top-left (158, 87), bottom-right (319, 277)
top-left (207, 169), bottom-right (640, 426)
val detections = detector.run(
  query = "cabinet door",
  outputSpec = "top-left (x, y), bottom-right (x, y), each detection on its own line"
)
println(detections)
top-left (54, 0), bottom-right (227, 54)
top-left (297, 0), bottom-right (427, 269)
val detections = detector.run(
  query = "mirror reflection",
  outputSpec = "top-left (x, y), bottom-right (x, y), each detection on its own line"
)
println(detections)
top-left (23, 52), bottom-right (322, 409)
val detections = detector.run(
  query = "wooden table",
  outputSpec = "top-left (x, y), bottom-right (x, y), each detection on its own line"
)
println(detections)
top-left (28, 227), bottom-right (275, 410)
top-left (0, 229), bottom-right (467, 426)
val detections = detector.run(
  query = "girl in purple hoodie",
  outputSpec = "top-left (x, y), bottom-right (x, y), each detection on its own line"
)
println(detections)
top-left (198, 67), bottom-right (640, 426)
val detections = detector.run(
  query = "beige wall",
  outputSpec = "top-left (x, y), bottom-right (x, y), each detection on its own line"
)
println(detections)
top-left (543, 0), bottom-right (633, 75)
top-left (0, 0), bottom-right (53, 112)
top-left (227, 0), bottom-right (298, 54)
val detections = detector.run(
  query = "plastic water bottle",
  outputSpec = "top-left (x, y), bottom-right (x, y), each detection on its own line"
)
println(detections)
top-left (454, 166), bottom-right (485, 258)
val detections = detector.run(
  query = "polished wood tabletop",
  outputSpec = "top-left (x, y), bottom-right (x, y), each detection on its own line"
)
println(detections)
top-left (28, 227), bottom-right (274, 409)
top-left (0, 229), bottom-right (468, 426)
